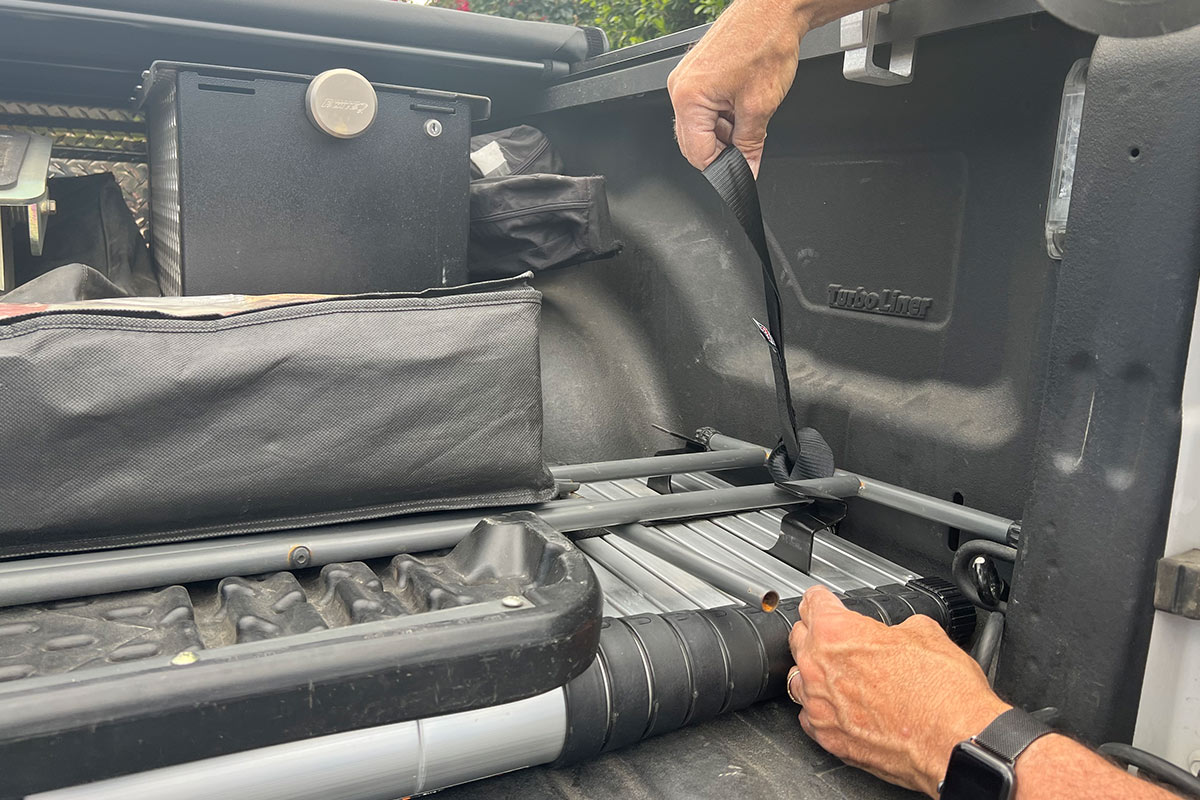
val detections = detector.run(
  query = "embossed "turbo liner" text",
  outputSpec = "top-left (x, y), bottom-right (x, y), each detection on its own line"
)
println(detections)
top-left (827, 284), bottom-right (933, 320)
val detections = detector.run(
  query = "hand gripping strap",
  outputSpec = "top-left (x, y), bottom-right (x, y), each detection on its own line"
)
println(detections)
top-left (701, 147), bottom-right (834, 479)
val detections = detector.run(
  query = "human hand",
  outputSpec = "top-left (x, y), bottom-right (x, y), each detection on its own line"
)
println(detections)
top-left (667, 0), bottom-right (810, 177)
top-left (787, 586), bottom-right (1011, 797)
top-left (668, 0), bottom-right (880, 176)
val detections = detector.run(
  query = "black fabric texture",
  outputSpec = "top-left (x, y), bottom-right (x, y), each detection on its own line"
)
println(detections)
top-left (468, 173), bottom-right (622, 280)
top-left (0, 280), bottom-right (555, 556)
top-left (13, 173), bottom-right (161, 297)
top-left (702, 147), bottom-right (834, 480)
top-left (0, 264), bottom-right (131, 304)
top-left (469, 125), bottom-right (563, 179)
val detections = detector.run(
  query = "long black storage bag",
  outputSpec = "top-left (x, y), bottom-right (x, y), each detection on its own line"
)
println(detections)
top-left (0, 276), bottom-right (555, 557)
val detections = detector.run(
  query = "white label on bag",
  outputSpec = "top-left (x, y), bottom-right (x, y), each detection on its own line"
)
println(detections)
top-left (470, 140), bottom-right (511, 177)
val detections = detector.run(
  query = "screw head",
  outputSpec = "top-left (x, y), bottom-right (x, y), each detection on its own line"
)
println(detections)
top-left (288, 545), bottom-right (312, 568)
top-left (501, 595), bottom-right (523, 609)
top-left (424, 118), bottom-right (443, 138)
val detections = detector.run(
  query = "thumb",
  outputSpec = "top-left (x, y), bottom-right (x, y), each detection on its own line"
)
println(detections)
top-left (731, 98), bottom-right (770, 178)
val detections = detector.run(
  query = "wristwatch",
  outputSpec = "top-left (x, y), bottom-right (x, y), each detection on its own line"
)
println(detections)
top-left (938, 708), bottom-right (1054, 799)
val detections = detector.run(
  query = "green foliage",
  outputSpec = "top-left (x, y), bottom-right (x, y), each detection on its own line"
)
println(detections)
top-left (428, 0), bottom-right (729, 49)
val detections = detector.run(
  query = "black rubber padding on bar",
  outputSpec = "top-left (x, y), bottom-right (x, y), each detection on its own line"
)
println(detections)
top-left (598, 618), bottom-right (655, 753)
top-left (660, 609), bottom-right (728, 728)
top-left (908, 577), bottom-right (976, 645)
top-left (623, 613), bottom-right (693, 740)
top-left (852, 590), bottom-right (915, 626)
top-left (701, 607), bottom-right (768, 714)
top-left (741, 605), bottom-right (794, 697)
top-left (876, 584), bottom-right (939, 619)
top-left (839, 595), bottom-right (889, 624)
top-left (555, 650), bottom-right (610, 767)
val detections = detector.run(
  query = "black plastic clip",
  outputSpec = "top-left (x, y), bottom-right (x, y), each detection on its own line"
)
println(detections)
top-left (770, 482), bottom-right (848, 573)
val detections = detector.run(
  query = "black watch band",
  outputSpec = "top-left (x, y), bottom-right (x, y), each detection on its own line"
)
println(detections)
top-left (973, 708), bottom-right (1054, 764)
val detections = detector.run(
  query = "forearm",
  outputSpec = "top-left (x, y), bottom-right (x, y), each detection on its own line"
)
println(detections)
top-left (709, 0), bottom-right (883, 44)
top-left (1012, 734), bottom-right (1180, 800)
top-left (790, 0), bottom-right (884, 30)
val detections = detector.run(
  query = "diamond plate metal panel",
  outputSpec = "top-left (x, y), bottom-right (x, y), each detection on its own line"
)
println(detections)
top-left (0, 125), bottom-right (146, 157)
top-left (47, 159), bottom-right (150, 238)
top-left (0, 100), bottom-right (143, 125)
top-left (0, 99), bottom-right (151, 241)
top-left (148, 79), bottom-right (181, 295)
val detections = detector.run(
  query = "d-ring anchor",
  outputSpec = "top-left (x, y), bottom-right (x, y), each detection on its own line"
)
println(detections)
top-left (841, 4), bottom-right (915, 86)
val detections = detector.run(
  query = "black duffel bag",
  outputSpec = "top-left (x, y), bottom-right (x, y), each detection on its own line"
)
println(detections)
top-left (467, 126), bottom-right (621, 280)
top-left (0, 275), bottom-right (555, 556)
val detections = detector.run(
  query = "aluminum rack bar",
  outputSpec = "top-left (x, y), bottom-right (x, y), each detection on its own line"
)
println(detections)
top-left (549, 447), bottom-right (769, 482)
top-left (704, 432), bottom-right (1015, 543)
top-left (0, 475), bottom-right (861, 608)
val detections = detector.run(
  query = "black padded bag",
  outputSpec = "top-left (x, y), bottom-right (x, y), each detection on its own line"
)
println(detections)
top-left (467, 125), bottom-right (621, 280)
top-left (469, 124), bottom-right (563, 179)
top-left (0, 276), bottom-right (555, 557)
top-left (0, 263), bottom-right (130, 304)
top-left (468, 173), bottom-right (621, 280)
top-left (13, 173), bottom-right (161, 297)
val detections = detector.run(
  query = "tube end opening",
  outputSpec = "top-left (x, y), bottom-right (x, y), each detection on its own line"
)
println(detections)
top-left (761, 591), bottom-right (780, 613)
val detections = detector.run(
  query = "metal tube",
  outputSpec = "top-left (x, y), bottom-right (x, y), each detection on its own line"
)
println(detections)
top-left (611, 524), bottom-right (781, 612)
top-left (0, 477), bottom-right (860, 608)
top-left (847, 471), bottom-right (1013, 543)
top-left (702, 431), bottom-right (1014, 542)
top-left (549, 448), bottom-right (768, 483)
top-left (706, 432), bottom-right (773, 458)
top-left (31, 690), bottom-right (568, 800)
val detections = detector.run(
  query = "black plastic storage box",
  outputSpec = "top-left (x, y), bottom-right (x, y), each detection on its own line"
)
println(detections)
top-left (138, 62), bottom-right (490, 296)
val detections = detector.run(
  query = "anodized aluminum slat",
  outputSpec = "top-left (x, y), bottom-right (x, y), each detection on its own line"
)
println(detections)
top-left (696, 510), bottom-right (873, 592)
top-left (583, 557), bottom-right (653, 617)
top-left (701, 509), bottom-right (882, 591)
top-left (585, 481), bottom-right (819, 594)
top-left (661, 517), bottom-right (820, 594)
top-left (577, 481), bottom-right (755, 609)
top-left (671, 473), bottom-right (919, 585)
top-left (574, 537), bottom-right (694, 613)
top-left (601, 532), bottom-right (741, 609)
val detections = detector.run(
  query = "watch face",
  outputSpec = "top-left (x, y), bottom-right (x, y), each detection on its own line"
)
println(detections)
top-left (940, 742), bottom-right (1016, 799)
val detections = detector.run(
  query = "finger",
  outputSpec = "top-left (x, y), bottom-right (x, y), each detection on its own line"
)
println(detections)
top-left (789, 619), bottom-right (809, 661)
top-left (714, 114), bottom-right (734, 147)
top-left (786, 665), bottom-right (803, 705)
top-left (798, 585), bottom-right (845, 623)
top-left (797, 707), bottom-right (816, 740)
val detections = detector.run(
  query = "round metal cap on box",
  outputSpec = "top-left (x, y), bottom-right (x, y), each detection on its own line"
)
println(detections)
top-left (305, 68), bottom-right (378, 139)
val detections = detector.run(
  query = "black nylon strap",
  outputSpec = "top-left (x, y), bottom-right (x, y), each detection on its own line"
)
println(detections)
top-left (973, 707), bottom-right (1054, 764)
top-left (702, 147), bottom-right (834, 479)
